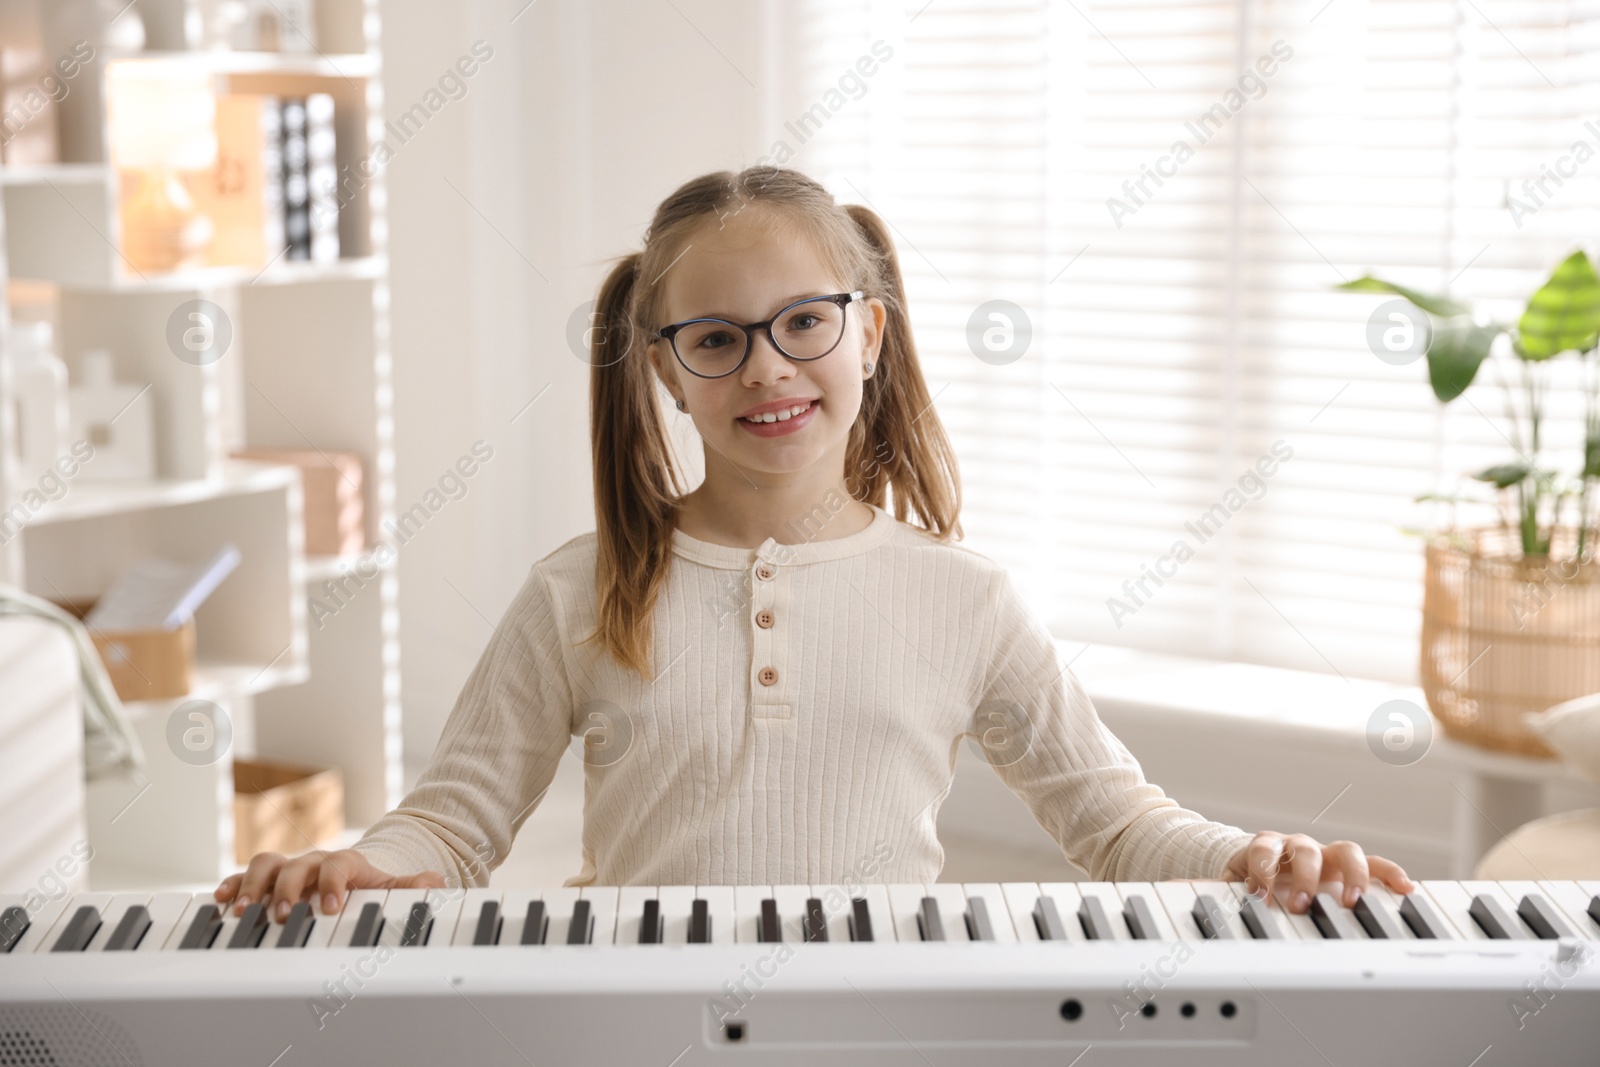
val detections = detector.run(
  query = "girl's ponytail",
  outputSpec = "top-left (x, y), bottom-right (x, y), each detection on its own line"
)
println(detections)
top-left (842, 203), bottom-right (962, 540)
top-left (585, 252), bottom-right (688, 680)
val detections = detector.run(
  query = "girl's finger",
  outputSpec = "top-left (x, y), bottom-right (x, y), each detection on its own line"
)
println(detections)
top-left (1369, 854), bottom-right (1415, 894)
top-left (1323, 840), bottom-right (1370, 906)
top-left (1283, 834), bottom-right (1324, 913)
top-left (1244, 834), bottom-right (1287, 896)
top-left (213, 872), bottom-right (242, 903)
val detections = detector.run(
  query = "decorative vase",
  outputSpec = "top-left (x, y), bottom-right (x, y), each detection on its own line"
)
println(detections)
top-left (1420, 526), bottom-right (1600, 758)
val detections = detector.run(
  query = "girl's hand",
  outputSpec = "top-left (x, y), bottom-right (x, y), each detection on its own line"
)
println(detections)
top-left (214, 849), bottom-right (447, 920)
top-left (1222, 832), bottom-right (1415, 914)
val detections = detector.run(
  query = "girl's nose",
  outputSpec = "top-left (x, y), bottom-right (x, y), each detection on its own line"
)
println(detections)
top-left (742, 330), bottom-right (795, 384)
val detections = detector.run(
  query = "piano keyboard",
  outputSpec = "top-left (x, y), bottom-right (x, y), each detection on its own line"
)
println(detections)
top-left (4, 879), bottom-right (1598, 1065)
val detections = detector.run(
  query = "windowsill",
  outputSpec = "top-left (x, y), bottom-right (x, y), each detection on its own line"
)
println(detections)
top-left (1060, 641), bottom-right (1589, 784)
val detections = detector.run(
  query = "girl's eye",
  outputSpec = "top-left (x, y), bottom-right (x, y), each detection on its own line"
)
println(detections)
top-left (696, 330), bottom-right (738, 350)
top-left (785, 313), bottom-right (821, 331)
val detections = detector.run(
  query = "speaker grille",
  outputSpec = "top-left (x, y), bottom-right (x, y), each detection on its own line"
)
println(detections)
top-left (0, 1006), bottom-right (142, 1067)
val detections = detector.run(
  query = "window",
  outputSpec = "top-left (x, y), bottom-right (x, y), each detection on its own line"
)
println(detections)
top-left (781, 0), bottom-right (1600, 684)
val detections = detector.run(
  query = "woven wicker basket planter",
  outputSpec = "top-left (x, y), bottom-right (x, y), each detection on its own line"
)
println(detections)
top-left (1421, 527), bottom-right (1600, 759)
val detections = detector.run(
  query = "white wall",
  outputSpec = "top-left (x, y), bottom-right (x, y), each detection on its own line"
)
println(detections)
top-left (380, 0), bottom-right (776, 762)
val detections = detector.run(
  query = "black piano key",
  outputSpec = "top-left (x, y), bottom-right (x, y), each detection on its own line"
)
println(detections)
top-left (1191, 894), bottom-right (1235, 940)
top-left (689, 899), bottom-right (711, 944)
top-left (472, 901), bottom-right (502, 946)
top-left (848, 897), bottom-right (873, 942)
top-left (1238, 894), bottom-right (1279, 940)
top-left (178, 904), bottom-right (222, 949)
top-left (1518, 894), bottom-right (1575, 940)
top-left (965, 897), bottom-right (995, 941)
top-left (567, 899), bottom-right (594, 945)
top-left (348, 902), bottom-right (384, 947)
top-left (803, 898), bottom-right (828, 942)
top-left (276, 902), bottom-right (314, 948)
top-left (1589, 894), bottom-right (1600, 932)
top-left (1033, 896), bottom-right (1068, 941)
top-left (400, 902), bottom-right (433, 947)
top-left (1079, 896), bottom-right (1118, 940)
top-left (521, 901), bottom-right (548, 945)
top-left (103, 906), bottom-right (151, 951)
top-left (0, 906), bottom-right (30, 953)
top-left (51, 905), bottom-right (102, 952)
top-left (1310, 893), bottom-right (1370, 940)
top-left (1352, 895), bottom-right (1408, 940)
top-left (918, 897), bottom-right (945, 941)
top-left (226, 903), bottom-right (270, 948)
top-left (1123, 895), bottom-right (1161, 940)
top-left (639, 899), bottom-right (663, 944)
top-left (1399, 892), bottom-right (1451, 939)
top-left (759, 898), bottom-right (782, 943)
top-left (1469, 894), bottom-right (1528, 940)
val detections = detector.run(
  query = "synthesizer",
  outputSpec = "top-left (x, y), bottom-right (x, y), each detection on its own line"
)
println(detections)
top-left (2, 878), bottom-right (1598, 1066)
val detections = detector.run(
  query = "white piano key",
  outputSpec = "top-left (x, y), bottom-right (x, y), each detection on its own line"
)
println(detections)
top-left (858, 884), bottom-right (897, 942)
top-left (581, 885), bottom-right (618, 946)
top-left (803, 885), bottom-right (854, 943)
top-left (923, 884), bottom-right (972, 942)
top-left (135, 892), bottom-right (195, 952)
top-left (773, 885), bottom-right (812, 943)
top-left (1460, 880), bottom-right (1535, 939)
top-left (1075, 882), bottom-right (1135, 941)
top-left (542, 887), bottom-right (582, 944)
top-left (1417, 881), bottom-right (1485, 940)
top-left (1490, 880), bottom-right (1577, 939)
top-left (1119, 882), bottom-right (1185, 941)
top-left (159, 894), bottom-right (218, 951)
top-left (1537, 880), bottom-right (1600, 939)
top-left (375, 889), bottom-right (427, 948)
top-left (451, 889), bottom-right (504, 946)
top-left (734, 885), bottom-right (770, 944)
top-left (697, 886), bottom-right (736, 945)
top-left (1000, 883), bottom-right (1044, 942)
top-left (658, 885), bottom-right (695, 944)
top-left (82, 893), bottom-right (150, 951)
top-left (421, 888), bottom-right (468, 949)
top-left (299, 893), bottom-right (344, 948)
top-left (499, 889), bottom-right (544, 945)
top-left (1152, 882), bottom-right (1210, 942)
top-left (35, 893), bottom-right (113, 953)
top-left (1351, 884), bottom-right (1417, 940)
top-left (330, 890), bottom-right (389, 947)
top-left (1219, 883), bottom-right (1301, 940)
top-left (886, 884), bottom-right (928, 942)
top-left (961, 884), bottom-right (1017, 942)
top-left (617, 886), bottom-right (656, 945)
top-left (1036, 883), bottom-right (1089, 942)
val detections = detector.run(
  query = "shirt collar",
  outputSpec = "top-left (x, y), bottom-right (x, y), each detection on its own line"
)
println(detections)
top-left (670, 502), bottom-right (894, 569)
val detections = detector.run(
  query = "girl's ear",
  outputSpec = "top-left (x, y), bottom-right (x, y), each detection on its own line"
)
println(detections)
top-left (647, 338), bottom-right (681, 396)
top-left (861, 296), bottom-right (888, 369)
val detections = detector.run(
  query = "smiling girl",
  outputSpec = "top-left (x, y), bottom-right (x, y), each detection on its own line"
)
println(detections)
top-left (216, 166), bottom-right (1414, 923)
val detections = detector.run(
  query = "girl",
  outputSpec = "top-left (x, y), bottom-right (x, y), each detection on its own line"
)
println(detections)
top-left (217, 166), bottom-right (1414, 924)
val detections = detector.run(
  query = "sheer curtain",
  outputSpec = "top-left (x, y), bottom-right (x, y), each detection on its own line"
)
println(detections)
top-left (779, 0), bottom-right (1600, 684)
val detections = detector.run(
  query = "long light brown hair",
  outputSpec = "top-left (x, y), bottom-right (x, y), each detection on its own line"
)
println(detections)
top-left (584, 166), bottom-right (962, 679)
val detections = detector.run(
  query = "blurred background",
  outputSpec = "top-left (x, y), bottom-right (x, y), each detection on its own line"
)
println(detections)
top-left (4, 0), bottom-right (1600, 897)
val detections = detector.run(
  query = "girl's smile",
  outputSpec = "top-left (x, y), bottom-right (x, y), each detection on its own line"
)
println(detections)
top-left (737, 397), bottom-right (820, 437)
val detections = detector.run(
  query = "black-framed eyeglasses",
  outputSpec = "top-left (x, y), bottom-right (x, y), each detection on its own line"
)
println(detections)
top-left (654, 291), bottom-right (865, 379)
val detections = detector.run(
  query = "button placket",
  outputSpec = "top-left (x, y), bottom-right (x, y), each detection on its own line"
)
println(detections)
top-left (749, 550), bottom-right (790, 719)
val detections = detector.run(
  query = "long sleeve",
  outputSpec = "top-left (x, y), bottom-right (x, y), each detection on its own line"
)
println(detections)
top-left (973, 567), bottom-right (1256, 882)
top-left (352, 565), bottom-right (573, 889)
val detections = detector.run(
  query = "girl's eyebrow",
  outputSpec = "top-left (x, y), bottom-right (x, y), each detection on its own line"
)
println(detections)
top-left (684, 291), bottom-right (832, 321)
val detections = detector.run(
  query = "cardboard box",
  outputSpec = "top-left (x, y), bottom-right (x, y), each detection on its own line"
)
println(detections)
top-left (231, 448), bottom-right (365, 557)
top-left (53, 598), bottom-right (196, 702)
top-left (233, 758), bottom-right (344, 863)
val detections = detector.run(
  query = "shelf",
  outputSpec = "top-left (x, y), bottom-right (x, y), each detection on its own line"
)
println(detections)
top-left (110, 51), bottom-right (380, 80)
top-left (61, 256), bottom-right (389, 293)
top-left (305, 550), bottom-right (395, 584)
top-left (117, 659), bottom-right (310, 719)
top-left (22, 461), bottom-right (300, 527)
top-left (0, 163), bottom-right (111, 187)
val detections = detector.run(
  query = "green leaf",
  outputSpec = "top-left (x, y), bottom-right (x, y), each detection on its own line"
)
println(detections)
top-left (1426, 321), bottom-right (1501, 402)
top-left (1516, 250), bottom-right (1600, 360)
top-left (1472, 462), bottom-right (1535, 489)
top-left (1336, 276), bottom-right (1471, 317)
top-left (1586, 426), bottom-right (1600, 479)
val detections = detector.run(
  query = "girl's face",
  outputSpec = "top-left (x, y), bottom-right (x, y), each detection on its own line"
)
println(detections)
top-left (646, 207), bottom-right (885, 478)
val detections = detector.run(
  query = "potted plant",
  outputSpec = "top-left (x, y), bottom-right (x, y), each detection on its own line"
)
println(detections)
top-left (1337, 251), bottom-right (1600, 757)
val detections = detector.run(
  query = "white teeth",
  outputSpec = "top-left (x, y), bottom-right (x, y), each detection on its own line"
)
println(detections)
top-left (742, 401), bottom-right (812, 424)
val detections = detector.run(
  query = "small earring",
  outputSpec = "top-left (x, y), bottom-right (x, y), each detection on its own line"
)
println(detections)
top-left (863, 360), bottom-right (873, 374)
top-left (675, 398), bottom-right (687, 412)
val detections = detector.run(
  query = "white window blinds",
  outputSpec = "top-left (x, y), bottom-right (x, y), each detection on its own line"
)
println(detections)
top-left (778, 0), bottom-right (1600, 685)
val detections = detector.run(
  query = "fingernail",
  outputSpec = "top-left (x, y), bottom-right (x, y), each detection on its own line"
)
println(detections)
top-left (277, 900), bottom-right (289, 920)
top-left (236, 894), bottom-right (250, 910)
top-left (1293, 892), bottom-right (1309, 912)
top-left (1346, 887), bottom-right (1362, 906)
top-left (215, 882), bottom-right (229, 896)
top-left (323, 893), bottom-right (338, 914)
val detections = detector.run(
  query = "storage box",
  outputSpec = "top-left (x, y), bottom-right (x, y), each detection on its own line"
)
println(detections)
top-left (233, 758), bottom-right (343, 863)
top-left (231, 448), bottom-right (364, 557)
top-left (53, 598), bottom-right (196, 703)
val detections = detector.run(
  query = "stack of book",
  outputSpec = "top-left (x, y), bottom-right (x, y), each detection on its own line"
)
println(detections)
top-left (190, 92), bottom-right (340, 269)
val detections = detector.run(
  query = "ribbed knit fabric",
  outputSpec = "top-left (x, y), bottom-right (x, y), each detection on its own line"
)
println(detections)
top-left (353, 502), bottom-right (1257, 889)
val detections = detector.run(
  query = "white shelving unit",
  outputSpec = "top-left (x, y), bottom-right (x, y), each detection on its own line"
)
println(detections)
top-left (0, 0), bottom-right (401, 889)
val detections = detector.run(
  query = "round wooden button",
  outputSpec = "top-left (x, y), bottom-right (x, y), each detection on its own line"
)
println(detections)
top-left (758, 666), bottom-right (778, 686)
top-left (756, 609), bottom-right (774, 628)
top-left (756, 563), bottom-right (775, 580)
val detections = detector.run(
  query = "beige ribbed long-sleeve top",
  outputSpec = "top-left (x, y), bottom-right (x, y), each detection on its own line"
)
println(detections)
top-left (353, 502), bottom-right (1257, 888)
